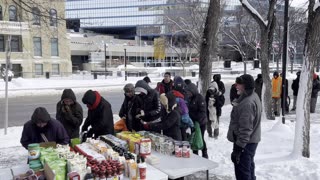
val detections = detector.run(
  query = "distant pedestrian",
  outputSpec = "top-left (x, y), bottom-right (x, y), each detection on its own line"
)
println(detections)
top-left (21, 107), bottom-right (70, 149)
top-left (227, 74), bottom-right (261, 180)
top-left (291, 71), bottom-right (300, 111)
top-left (184, 79), bottom-right (192, 85)
top-left (272, 71), bottom-right (282, 116)
top-left (213, 74), bottom-right (225, 95)
top-left (311, 73), bottom-right (320, 113)
top-left (230, 83), bottom-right (240, 105)
top-left (254, 74), bottom-right (263, 101)
top-left (56, 89), bottom-right (83, 139)
top-left (280, 73), bottom-right (289, 113)
top-left (82, 90), bottom-right (114, 138)
top-left (155, 72), bottom-right (173, 94)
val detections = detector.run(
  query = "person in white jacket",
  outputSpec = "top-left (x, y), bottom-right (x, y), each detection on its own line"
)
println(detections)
top-left (205, 82), bottom-right (220, 138)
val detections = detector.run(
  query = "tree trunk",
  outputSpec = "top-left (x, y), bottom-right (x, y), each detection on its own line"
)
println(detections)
top-left (198, 0), bottom-right (220, 96)
top-left (260, 30), bottom-right (274, 120)
top-left (292, 0), bottom-right (320, 158)
top-left (240, 0), bottom-right (277, 120)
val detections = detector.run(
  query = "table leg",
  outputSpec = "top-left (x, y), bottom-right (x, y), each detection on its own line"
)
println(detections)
top-left (206, 170), bottom-right (209, 180)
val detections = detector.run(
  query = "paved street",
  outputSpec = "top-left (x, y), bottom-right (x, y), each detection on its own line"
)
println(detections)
top-left (0, 82), bottom-right (233, 128)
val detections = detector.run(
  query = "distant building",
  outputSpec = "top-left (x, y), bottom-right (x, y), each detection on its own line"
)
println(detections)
top-left (65, 0), bottom-right (209, 40)
top-left (0, 0), bottom-right (71, 78)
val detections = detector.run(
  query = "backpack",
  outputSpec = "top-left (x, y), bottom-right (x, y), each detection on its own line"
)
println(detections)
top-left (176, 98), bottom-right (194, 128)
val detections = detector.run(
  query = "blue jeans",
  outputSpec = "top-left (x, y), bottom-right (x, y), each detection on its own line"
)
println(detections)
top-left (233, 143), bottom-right (258, 180)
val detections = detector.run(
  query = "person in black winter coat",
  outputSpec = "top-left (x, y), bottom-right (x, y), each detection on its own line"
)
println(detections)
top-left (21, 107), bottom-right (70, 149)
top-left (135, 80), bottom-right (162, 129)
top-left (280, 73), bottom-right (289, 113)
top-left (254, 74), bottom-right (263, 101)
top-left (119, 83), bottom-right (143, 131)
top-left (185, 83), bottom-right (208, 158)
top-left (82, 90), bottom-right (114, 138)
top-left (56, 89), bottom-right (83, 139)
top-left (291, 71), bottom-right (300, 111)
top-left (230, 83), bottom-right (240, 105)
top-left (213, 74), bottom-right (225, 95)
top-left (142, 92), bottom-right (182, 141)
top-left (311, 74), bottom-right (320, 113)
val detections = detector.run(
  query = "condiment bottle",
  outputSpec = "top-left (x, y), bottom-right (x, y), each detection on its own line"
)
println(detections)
top-left (138, 156), bottom-right (147, 180)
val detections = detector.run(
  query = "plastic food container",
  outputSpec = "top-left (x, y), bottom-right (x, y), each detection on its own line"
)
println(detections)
top-left (28, 143), bottom-right (40, 160)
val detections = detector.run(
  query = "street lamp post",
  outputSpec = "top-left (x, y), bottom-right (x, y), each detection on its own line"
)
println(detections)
top-left (104, 43), bottom-right (107, 79)
top-left (124, 48), bottom-right (127, 81)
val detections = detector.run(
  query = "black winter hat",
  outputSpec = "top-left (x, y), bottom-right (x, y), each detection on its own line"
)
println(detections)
top-left (31, 107), bottom-right (51, 124)
top-left (236, 74), bottom-right (255, 90)
top-left (273, 71), bottom-right (279, 77)
top-left (143, 76), bottom-right (151, 83)
top-left (82, 90), bottom-right (96, 105)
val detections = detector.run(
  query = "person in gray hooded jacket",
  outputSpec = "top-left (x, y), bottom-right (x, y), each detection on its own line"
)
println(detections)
top-left (227, 74), bottom-right (261, 180)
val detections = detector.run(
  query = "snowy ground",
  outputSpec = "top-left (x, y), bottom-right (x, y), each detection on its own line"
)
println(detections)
top-left (1, 62), bottom-right (319, 179)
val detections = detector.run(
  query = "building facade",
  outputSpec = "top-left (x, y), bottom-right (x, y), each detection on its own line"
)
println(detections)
top-left (66, 0), bottom-right (209, 39)
top-left (0, 0), bottom-right (71, 78)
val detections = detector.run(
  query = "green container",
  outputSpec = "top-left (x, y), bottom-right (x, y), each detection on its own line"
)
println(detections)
top-left (29, 160), bottom-right (43, 172)
top-left (28, 143), bottom-right (40, 160)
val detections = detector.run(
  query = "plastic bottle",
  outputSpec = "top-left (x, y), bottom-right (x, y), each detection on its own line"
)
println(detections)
top-left (138, 156), bottom-right (147, 180)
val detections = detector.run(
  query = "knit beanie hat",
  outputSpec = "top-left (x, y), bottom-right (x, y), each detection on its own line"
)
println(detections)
top-left (173, 76), bottom-right (184, 91)
top-left (236, 74), bottom-right (255, 90)
top-left (31, 107), bottom-right (51, 124)
top-left (123, 83), bottom-right (135, 93)
top-left (82, 90), bottom-right (96, 105)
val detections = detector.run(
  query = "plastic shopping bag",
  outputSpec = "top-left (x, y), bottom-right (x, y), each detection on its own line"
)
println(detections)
top-left (189, 121), bottom-right (203, 151)
top-left (114, 118), bottom-right (128, 132)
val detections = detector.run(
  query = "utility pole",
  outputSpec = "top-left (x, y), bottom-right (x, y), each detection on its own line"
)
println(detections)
top-left (124, 48), bottom-right (127, 81)
top-left (281, 0), bottom-right (289, 124)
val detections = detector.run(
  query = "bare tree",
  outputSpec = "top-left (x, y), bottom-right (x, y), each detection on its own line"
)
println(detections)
top-left (198, 0), bottom-right (220, 95)
top-left (239, 0), bottom-right (277, 120)
top-left (221, 6), bottom-right (258, 74)
top-left (292, 0), bottom-right (320, 158)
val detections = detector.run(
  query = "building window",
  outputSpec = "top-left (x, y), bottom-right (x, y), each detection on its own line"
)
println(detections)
top-left (49, 9), bottom-right (57, 27)
top-left (35, 64), bottom-right (43, 75)
top-left (52, 64), bottom-right (60, 75)
top-left (32, 7), bottom-right (41, 25)
top-left (0, 5), bottom-right (3, 20)
top-left (9, 5), bottom-right (17, 21)
top-left (0, 35), bottom-right (4, 52)
top-left (33, 37), bottom-right (42, 56)
top-left (51, 38), bottom-right (59, 56)
top-left (11, 36), bottom-right (21, 52)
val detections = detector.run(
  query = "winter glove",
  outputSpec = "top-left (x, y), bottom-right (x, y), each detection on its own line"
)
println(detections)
top-left (231, 144), bottom-right (244, 164)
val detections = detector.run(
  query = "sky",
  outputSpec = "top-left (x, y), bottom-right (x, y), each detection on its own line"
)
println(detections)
top-left (0, 62), bottom-right (320, 179)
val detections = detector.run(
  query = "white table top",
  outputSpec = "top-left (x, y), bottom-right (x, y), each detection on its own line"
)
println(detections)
top-left (123, 164), bottom-right (168, 180)
top-left (151, 151), bottom-right (218, 179)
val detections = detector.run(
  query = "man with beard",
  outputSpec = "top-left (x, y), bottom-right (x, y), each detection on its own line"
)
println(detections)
top-left (20, 107), bottom-right (69, 149)
top-left (119, 83), bottom-right (143, 131)
top-left (134, 80), bottom-right (161, 130)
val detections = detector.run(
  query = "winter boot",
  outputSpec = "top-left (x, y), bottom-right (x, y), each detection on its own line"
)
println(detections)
top-left (202, 150), bottom-right (208, 159)
top-left (213, 128), bottom-right (219, 139)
